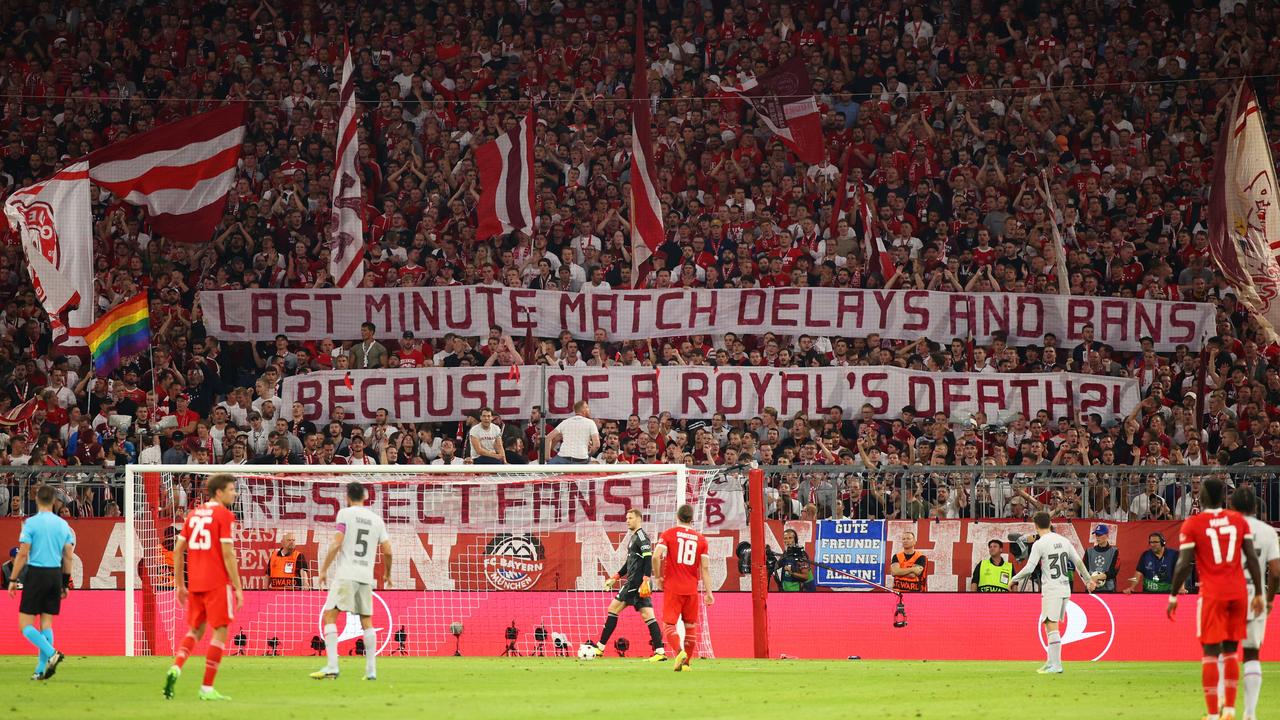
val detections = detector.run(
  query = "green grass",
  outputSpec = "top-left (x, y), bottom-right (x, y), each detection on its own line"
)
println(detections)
top-left (3, 655), bottom-right (1276, 719)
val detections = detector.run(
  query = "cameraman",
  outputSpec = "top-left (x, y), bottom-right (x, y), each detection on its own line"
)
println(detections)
top-left (1008, 530), bottom-right (1042, 592)
top-left (774, 529), bottom-right (813, 592)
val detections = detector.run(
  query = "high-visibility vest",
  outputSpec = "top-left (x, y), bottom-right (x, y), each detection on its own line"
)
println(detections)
top-left (269, 550), bottom-right (303, 589)
top-left (892, 551), bottom-right (926, 592)
top-left (976, 557), bottom-right (1013, 592)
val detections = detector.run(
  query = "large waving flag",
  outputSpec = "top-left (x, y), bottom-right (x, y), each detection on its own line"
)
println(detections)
top-left (476, 112), bottom-right (536, 240)
top-left (84, 292), bottom-right (150, 377)
top-left (330, 41), bottom-right (366, 288)
top-left (2, 161), bottom-right (95, 343)
top-left (717, 58), bottom-right (825, 164)
top-left (629, 3), bottom-right (665, 281)
top-left (1208, 81), bottom-right (1280, 342)
top-left (87, 104), bottom-right (245, 242)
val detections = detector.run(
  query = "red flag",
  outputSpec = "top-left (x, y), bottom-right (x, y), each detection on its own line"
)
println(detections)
top-left (629, 3), bottom-right (665, 282)
top-left (330, 40), bottom-right (366, 288)
top-left (0, 398), bottom-right (37, 426)
top-left (476, 112), bottom-right (536, 240)
top-left (829, 146), bottom-right (852, 240)
top-left (508, 364), bottom-right (521, 381)
top-left (717, 58), bottom-right (825, 164)
top-left (86, 104), bottom-right (245, 242)
top-left (860, 191), bottom-right (895, 281)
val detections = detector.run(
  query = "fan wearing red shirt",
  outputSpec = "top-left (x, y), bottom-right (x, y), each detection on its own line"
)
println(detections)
top-left (653, 504), bottom-right (714, 672)
top-left (164, 473), bottom-right (243, 702)
top-left (1167, 478), bottom-right (1264, 720)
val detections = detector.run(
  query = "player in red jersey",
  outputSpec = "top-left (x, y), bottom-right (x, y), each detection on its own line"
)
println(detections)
top-left (1168, 477), bottom-right (1265, 720)
top-left (652, 504), bottom-right (714, 672)
top-left (163, 474), bottom-right (244, 702)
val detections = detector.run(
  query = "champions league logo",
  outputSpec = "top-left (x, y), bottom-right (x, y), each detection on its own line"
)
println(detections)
top-left (1037, 594), bottom-right (1116, 661)
top-left (318, 591), bottom-right (394, 656)
top-left (483, 534), bottom-right (546, 591)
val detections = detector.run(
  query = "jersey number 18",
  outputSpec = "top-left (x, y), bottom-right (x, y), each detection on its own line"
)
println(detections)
top-left (677, 537), bottom-right (698, 566)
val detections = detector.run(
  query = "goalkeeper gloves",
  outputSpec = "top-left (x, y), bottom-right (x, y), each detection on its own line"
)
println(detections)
top-left (604, 574), bottom-right (620, 591)
top-left (638, 576), bottom-right (651, 598)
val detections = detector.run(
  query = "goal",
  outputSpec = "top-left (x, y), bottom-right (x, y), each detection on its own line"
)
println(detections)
top-left (124, 464), bottom-right (721, 660)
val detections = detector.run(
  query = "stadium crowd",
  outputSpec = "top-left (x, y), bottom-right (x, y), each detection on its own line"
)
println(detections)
top-left (0, 0), bottom-right (1278, 522)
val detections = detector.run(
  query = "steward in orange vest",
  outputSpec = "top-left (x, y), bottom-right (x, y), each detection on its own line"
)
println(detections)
top-left (890, 531), bottom-right (927, 592)
top-left (268, 533), bottom-right (309, 589)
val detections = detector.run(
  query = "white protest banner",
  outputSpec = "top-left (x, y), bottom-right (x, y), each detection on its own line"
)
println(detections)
top-left (283, 366), bottom-right (1140, 424)
top-left (201, 286), bottom-right (1213, 352)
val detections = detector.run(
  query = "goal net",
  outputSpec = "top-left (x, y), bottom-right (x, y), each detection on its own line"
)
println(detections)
top-left (125, 464), bottom-right (722, 660)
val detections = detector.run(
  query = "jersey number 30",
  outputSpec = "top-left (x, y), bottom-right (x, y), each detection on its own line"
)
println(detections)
top-left (1204, 525), bottom-right (1238, 564)
top-left (677, 537), bottom-right (698, 566)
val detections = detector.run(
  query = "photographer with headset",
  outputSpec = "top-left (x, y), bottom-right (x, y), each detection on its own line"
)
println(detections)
top-left (775, 528), bottom-right (814, 592)
top-left (1124, 532), bottom-right (1177, 594)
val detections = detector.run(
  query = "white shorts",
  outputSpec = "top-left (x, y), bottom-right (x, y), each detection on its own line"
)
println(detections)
top-left (1244, 603), bottom-right (1268, 650)
top-left (1041, 594), bottom-right (1069, 623)
top-left (323, 579), bottom-right (373, 616)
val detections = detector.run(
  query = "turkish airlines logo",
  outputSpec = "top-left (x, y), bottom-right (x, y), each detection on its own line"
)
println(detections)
top-left (1037, 594), bottom-right (1116, 661)
top-left (317, 590), bottom-right (393, 656)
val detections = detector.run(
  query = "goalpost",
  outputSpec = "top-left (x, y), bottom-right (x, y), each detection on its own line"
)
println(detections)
top-left (124, 464), bottom-right (721, 660)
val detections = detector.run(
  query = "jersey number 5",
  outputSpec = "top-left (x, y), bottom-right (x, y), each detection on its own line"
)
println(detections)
top-left (188, 516), bottom-right (212, 550)
top-left (354, 528), bottom-right (370, 559)
top-left (677, 537), bottom-right (698, 566)
top-left (1204, 525), bottom-right (1238, 564)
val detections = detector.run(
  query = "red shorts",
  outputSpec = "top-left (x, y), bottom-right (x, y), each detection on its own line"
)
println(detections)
top-left (187, 586), bottom-right (235, 630)
top-left (662, 591), bottom-right (700, 626)
top-left (1197, 596), bottom-right (1248, 645)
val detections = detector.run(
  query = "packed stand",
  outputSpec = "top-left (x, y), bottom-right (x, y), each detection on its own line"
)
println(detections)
top-left (0, 0), bottom-right (1277, 521)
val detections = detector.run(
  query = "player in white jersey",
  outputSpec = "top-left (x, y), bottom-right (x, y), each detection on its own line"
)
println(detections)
top-left (311, 482), bottom-right (391, 681)
top-left (1010, 512), bottom-right (1098, 674)
top-left (1230, 486), bottom-right (1280, 720)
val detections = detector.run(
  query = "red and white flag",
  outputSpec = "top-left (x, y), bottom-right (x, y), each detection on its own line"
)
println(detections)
top-left (717, 58), bottom-right (825, 165)
top-left (861, 193), bottom-right (895, 281)
top-left (0, 398), bottom-right (38, 426)
top-left (629, 4), bottom-right (665, 282)
top-left (476, 112), bottom-right (536, 240)
top-left (1208, 81), bottom-right (1280, 341)
top-left (87, 104), bottom-right (245, 242)
top-left (3, 161), bottom-right (95, 342)
top-left (330, 42), bottom-right (366, 288)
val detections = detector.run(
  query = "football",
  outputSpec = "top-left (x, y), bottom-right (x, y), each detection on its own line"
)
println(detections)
top-left (577, 643), bottom-right (598, 660)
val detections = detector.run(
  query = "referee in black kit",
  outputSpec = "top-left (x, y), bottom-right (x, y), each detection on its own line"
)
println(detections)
top-left (7, 484), bottom-right (76, 680)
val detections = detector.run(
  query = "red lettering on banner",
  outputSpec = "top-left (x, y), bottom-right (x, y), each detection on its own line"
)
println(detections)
top-left (250, 481), bottom-right (274, 521)
top-left (316, 293), bottom-right (341, 335)
top-left (738, 289), bottom-right (766, 327)
top-left (392, 378), bottom-right (421, 420)
top-left (296, 379), bottom-right (322, 421)
top-left (1066, 298), bottom-right (1091, 341)
top-left (460, 373), bottom-right (492, 411)
top-left (312, 484), bottom-right (341, 522)
top-left (546, 374), bottom-right (574, 415)
top-left (282, 293), bottom-right (309, 333)
top-left (1100, 300), bottom-right (1127, 342)
top-left (779, 372), bottom-right (808, 414)
top-left (1078, 381), bottom-right (1106, 414)
top-left (251, 293), bottom-right (278, 335)
top-left (580, 373), bottom-right (610, 406)
top-left (749, 372), bottom-right (775, 414)
top-left (280, 480), bottom-right (308, 521)
top-left (802, 289), bottom-right (830, 328)
top-left (496, 484), bottom-right (525, 524)
top-left (382, 486), bottom-right (412, 525)
top-left (493, 375), bottom-right (522, 417)
top-left (949, 295), bottom-right (974, 337)
top-left (871, 290), bottom-right (895, 324)
top-left (532, 483), bottom-right (562, 525)
top-left (1043, 379), bottom-right (1071, 420)
top-left (360, 377), bottom-right (387, 418)
top-left (683, 371), bottom-right (709, 414)
top-left (590, 293), bottom-right (618, 335)
top-left (771, 288), bottom-right (800, 327)
top-left (1016, 297), bottom-right (1044, 338)
top-left (365, 293), bottom-right (391, 331)
top-left (903, 291), bottom-right (929, 330)
top-left (568, 481), bottom-right (596, 522)
top-left (459, 485), bottom-right (472, 525)
top-left (1134, 302), bottom-right (1161, 343)
top-left (622, 294), bottom-right (647, 334)
top-left (631, 374), bottom-right (659, 418)
top-left (214, 295), bottom-right (246, 333)
top-left (426, 376), bottom-right (455, 417)
top-left (857, 372), bottom-right (889, 413)
top-left (1009, 378), bottom-right (1038, 416)
top-left (690, 291), bottom-right (717, 328)
top-left (835, 291), bottom-right (862, 329)
top-left (509, 290), bottom-right (537, 330)
top-left (559, 294), bottom-right (586, 334)
top-left (655, 291), bottom-right (682, 330)
top-left (1169, 304), bottom-right (1194, 343)
top-left (417, 485), bottom-right (445, 525)
top-left (329, 377), bottom-right (355, 417)
top-left (940, 377), bottom-right (971, 415)
top-left (983, 295), bottom-right (1010, 335)
top-left (716, 372), bottom-right (743, 415)
top-left (446, 290), bottom-right (472, 329)
top-left (473, 286), bottom-right (500, 329)
top-left (601, 479), bottom-right (631, 522)
top-left (410, 291), bottom-right (439, 334)
top-left (975, 379), bottom-right (1005, 414)
top-left (909, 376), bottom-right (936, 414)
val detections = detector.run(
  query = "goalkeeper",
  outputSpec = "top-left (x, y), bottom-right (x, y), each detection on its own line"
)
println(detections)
top-left (592, 508), bottom-right (666, 661)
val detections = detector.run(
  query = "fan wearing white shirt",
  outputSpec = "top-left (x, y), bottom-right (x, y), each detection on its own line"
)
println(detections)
top-left (468, 408), bottom-right (506, 465)
top-left (546, 401), bottom-right (600, 464)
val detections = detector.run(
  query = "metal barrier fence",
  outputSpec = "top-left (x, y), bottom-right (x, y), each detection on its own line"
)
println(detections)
top-left (0, 465), bottom-right (1276, 522)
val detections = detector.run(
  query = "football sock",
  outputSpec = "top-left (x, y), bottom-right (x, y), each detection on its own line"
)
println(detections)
top-left (363, 629), bottom-right (377, 677)
top-left (324, 623), bottom-right (339, 671)
top-left (175, 632), bottom-right (198, 669)
top-left (683, 631), bottom-right (697, 661)
top-left (1221, 652), bottom-right (1240, 711)
top-left (661, 623), bottom-right (681, 653)
top-left (202, 640), bottom-right (224, 689)
top-left (22, 625), bottom-right (55, 660)
top-left (599, 613), bottom-right (618, 645)
top-left (35, 628), bottom-right (55, 674)
top-left (1046, 630), bottom-right (1061, 669)
top-left (645, 618), bottom-right (663, 651)
top-left (1242, 660), bottom-right (1262, 718)
top-left (1202, 655), bottom-right (1221, 717)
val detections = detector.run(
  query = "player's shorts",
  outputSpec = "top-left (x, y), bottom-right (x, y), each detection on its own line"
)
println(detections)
top-left (187, 585), bottom-right (235, 629)
top-left (324, 579), bottom-right (373, 616)
top-left (662, 591), bottom-right (700, 626)
top-left (1040, 593), bottom-right (1069, 623)
top-left (614, 585), bottom-right (652, 610)
top-left (18, 567), bottom-right (63, 616)
top-left (1244, 599), bottom-right (1268, 650)
top-left (1197, 596), bottom-right (1249, 646)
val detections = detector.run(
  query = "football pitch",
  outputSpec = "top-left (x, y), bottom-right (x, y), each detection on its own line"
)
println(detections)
top-left (4, 656), bottom-right (1277, 719)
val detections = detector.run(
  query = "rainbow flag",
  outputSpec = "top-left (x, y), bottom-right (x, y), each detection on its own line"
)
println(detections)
top-left (84, 292), bottom-right (150, 376)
